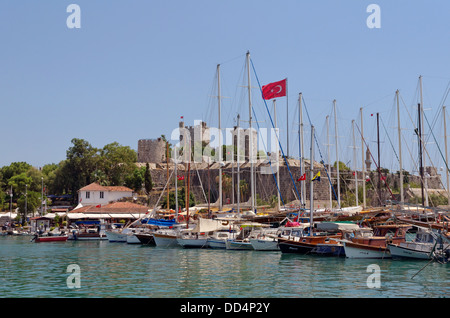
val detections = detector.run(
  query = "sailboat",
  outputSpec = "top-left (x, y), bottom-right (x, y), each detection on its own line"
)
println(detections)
top-left (278, 125), bottom-right (345, 255)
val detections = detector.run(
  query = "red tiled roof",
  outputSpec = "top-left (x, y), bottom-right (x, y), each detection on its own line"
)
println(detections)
top-left (70, 201), bottom-right (149, 214)
top-left (78, 183), bottom-right (133, 193)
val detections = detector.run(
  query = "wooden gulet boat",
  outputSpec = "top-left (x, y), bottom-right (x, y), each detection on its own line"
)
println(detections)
top-left (342, 224), bottom-right (412, 259)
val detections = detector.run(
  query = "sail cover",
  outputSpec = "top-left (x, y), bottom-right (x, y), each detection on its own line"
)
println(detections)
top-left (192, 218), bottom-right (229, 233)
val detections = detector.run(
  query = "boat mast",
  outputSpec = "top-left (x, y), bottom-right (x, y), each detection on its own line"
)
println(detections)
top-left (419, 75), bottom-right (429, 206)
top-left (396, 90), bottom-right (404, 206)
top-left (299, 93), bottom-right (306, 206)
top-left (309, 125), bottom-right (315, 235)
top-left (166, 141), bottom-right (170, 211)
top-left (217, 64), bottom-right (223, 212)
top-left (333, 100), bottom-right (340, 207)
top-left (377, 112), bottom-right (382, 206)
top-left (186, 138), bottom-right (191, 228)
top-left (246, 51), bottom-right (255, 213)
top-left (174, 146), bottom-right (178, 219)
top-left (360, 107), bottom-right (366, 208)
top-left (274, 99), bottom-right (281, 211)
top-left (237, 114), bottom-right (241, 218)
top-left (418, 103), bottom-right (425, 207)
top-left (326, 115), bottom-right (332, 209)
top-left (352, 120), bottom-right (358, 206)
top-left (444, 106), bottom-right (450, 204)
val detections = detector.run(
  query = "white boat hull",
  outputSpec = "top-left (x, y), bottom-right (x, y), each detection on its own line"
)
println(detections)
top-left (249, 238), bottom-right (279, 251)
top-left (343, 242), bottom-right (391, 259)
top-left (207, 239), bottom-right (227, 249)
top-left (105, 231), bottom-right (127, 242)
top-left (177, 238), bottom-right (209, 248)
top-left (225, 240), bottom-right (254, 250)
top-left (388, 243), bottom-right (432, 260)
top-left (153, 233), bottom-right (179, 247)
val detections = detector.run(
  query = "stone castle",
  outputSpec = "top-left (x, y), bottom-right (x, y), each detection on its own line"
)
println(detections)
top-left (137, 121), bottom-right (446, 208)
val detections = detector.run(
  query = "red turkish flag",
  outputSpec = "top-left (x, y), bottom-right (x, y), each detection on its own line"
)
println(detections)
top-left (262, 79), bottom-right (287, 100)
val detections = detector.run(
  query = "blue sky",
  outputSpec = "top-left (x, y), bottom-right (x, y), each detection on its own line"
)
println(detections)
top-left (0, 0), bottom-right (449, 176)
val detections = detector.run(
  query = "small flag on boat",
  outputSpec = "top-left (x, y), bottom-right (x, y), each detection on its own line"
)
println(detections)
top-left (297, 173), bottom-right (306, 181)
top-left (177, 175), bottom-right (185, 181)
top-left (312, 171), bottom-right (321, 182)
top-left (261, 78), bottom-right (287, 100)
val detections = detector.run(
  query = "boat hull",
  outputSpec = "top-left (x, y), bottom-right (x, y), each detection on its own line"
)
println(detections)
top-left (126, 234), bottom-right (142, 244)
top-left (34, 235), bottom-right (68, 243)
top-left (249, 238), bottom-right (279, 251)
top-left (177, 238), bottom-right (209, 248)
top-left (135, 233), bottom-right (156, 246)
top-left (225, 240), bottom-right (254, 250)
top-left (207, 239), bottom-right (227, 249)
top-left (387, 243), bottom-right (432, 260)
top-left (278, 235), bottom-right (342, 255)
top-left (105, 230), bottom-right (127, 242)
top-left (343, 241), bottom-right (391, 259)
top-left (153, 233), bottom-right (179, 247)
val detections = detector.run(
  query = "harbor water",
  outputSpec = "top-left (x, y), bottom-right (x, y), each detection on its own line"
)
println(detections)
top-left (0, 236), bottom-right (448, 298)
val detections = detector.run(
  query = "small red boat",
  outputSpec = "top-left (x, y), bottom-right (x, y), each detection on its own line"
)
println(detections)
top-left (32, 235), bottom-right (68, 243)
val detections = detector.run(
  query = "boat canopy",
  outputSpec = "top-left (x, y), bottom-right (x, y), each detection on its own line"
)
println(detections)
top-left (316, 222), bottom-right (361, 232)
top-left (191, 218), bottom-right (231, 233)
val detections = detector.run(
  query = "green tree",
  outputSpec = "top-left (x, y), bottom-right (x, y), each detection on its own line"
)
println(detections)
top-left (17, 191), bottom-right (41, 224)
top-left (66, 138), bottom-right (99, 201)
top-left (99, 142), bottom-right (137, 186)
top-left (125, 166), bottom-right (145, 193)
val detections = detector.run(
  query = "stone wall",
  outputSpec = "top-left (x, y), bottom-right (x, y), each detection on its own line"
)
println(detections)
top-left (142, 161), bottom-right (446, 208)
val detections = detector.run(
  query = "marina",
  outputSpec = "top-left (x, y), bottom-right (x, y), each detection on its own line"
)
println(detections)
top-left (0, 234), bottom-right (448, 298)
top-left (0, 1), bottom-right (449, 304)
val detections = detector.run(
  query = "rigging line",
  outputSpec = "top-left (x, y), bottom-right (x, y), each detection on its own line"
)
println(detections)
top-left (355, 122), bottom-right (394, 199)
top-left (193, 163), bottom-right (208, 204)
top-left (302, 96), bottom-right (341, 208)
top-left (249, 58), bottom-right (303, 209)
top-left (251, 105), bottom-right (286, 207)
top-left (380, 116), bottom-right (400, 165)
top-left (423, 107), bottom-right (450, 173)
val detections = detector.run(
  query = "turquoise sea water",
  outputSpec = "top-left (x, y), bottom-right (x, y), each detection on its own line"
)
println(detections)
top-left (0, 236), bottom-right (448, 298)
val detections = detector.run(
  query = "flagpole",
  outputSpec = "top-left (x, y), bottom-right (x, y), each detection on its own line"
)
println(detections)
top-left (309, 125), bottom-right (315, 236)
top-left (274, 99), bottom-right (281, 212)
top-left (286, 78), bottom-right (289, 158)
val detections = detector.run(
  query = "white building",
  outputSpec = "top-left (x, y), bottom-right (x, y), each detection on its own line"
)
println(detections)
top-left (77, 183), bottom-right (133, 207)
